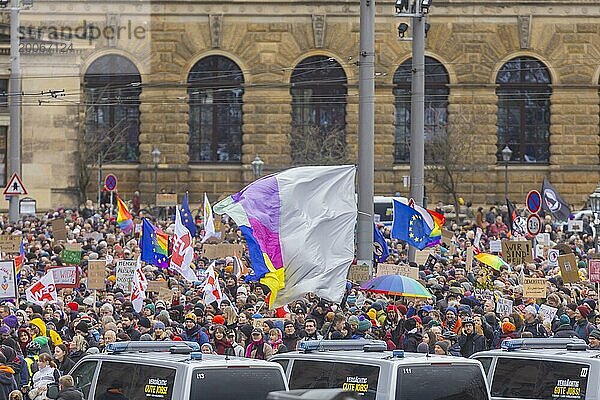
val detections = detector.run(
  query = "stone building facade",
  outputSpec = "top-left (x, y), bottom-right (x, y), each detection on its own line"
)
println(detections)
top-left (2, 0), bottom-right (600, 210)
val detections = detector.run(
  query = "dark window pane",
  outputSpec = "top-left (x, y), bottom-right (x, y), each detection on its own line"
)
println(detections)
top-left (0, 79), bottom-right (7, 108)
top-left (190, 368), bottom-right (286, 400)
top-left (393, 57), bottom-right (449, 163)
top-left (397, 365), bottom-right (488, 400)
top-left (71, 361), bottom-right (97, 399)
top-left (188, 56), bottom-right (244, 162)
top-left (496, 57), bottom-right (551, 163)
top-left (83, 55), bottom-right (141, 163)
top-left (94, 362), bottom-right (176, 400)
top-left (290, 56), bottom-right (347, 165)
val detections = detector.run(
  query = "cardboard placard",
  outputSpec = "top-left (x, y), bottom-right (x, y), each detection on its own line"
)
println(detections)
top-left (536, 233), bottom-right (550, 246)
top-left (202, 244), bottom-right (244, 259)
top-left (52, 219), bottom-right (67, 242)
top-left (523, 277), bottom-right (547, 298)
top-left (347, 264), bottom-right (371, 284)
top-left (501, 240), bottom-right (533, 265)
top-left (61, 244), bottom-right (82, 265)
top-left (496, 297), bottom-right (513, 316)
top-left (423, 254), bottom-right (437, 271)
top-left (252, 318), bottom-right (287, 329)
top-left (415, 249), bottom-right (433, 266)
top-left (589, 259), bottom-right (600, 283)
top-left (567, 220), bottom-right (583, 233)
top-left (376, 263), bottom-right (418, 280)
top-left (466, 246), bottom-right (474, 271)
top-left (147, 280), bottom-right (168, 293)
top-left (441, 229), bottom-right (454, 246)
top-left (558, 253), bottom-right (580, 283)
top-left (0, 235), bottom-right (21, 253)
top-left (83, 231), bottom-right (104, 242)
top-left (158, 288), bottom-right (172, 305)
top-left (156, 193), bottom-right (178, 207)
top-left (48, 266), bottom-right (80, 289)
top-left (114, 259), bottom-right (137, 293)
top-left (87, 260), bottom-right (106, 290)
top-left (538, 304), bottom-right (558, 323)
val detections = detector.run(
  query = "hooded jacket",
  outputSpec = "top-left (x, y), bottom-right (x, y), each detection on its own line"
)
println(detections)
top-left (30, 318), bottom-right (63, 348)
top-left (0, 365), bottom-right (17, 400)
top-left (553, 324), bottom-right (578, 338)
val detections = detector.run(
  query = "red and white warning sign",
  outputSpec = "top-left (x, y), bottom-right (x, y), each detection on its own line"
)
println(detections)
top-left (3, 173), bottom-right (27, 196)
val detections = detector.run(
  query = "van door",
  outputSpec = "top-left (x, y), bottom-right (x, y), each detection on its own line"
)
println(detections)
top-left (70, 360), bottom-right (99, 399)
top-left (490, 357), bottom-right (590, 400)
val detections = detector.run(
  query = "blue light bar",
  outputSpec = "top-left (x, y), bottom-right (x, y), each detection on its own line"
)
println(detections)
top-left (106, 341), bottom-right (200, 353)
top-left (299, 339), bottom-right (387, 353)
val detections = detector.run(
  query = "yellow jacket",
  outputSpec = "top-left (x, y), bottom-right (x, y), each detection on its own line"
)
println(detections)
top-left (30, 318), bottom-right (63, 347)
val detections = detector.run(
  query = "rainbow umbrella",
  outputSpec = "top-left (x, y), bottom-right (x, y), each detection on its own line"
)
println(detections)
top-left (474, 252), bottom-right (509, 271)
top-left (359, 275), bottom-right (432, 298)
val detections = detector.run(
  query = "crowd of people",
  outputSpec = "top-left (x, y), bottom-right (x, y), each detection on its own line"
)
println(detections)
top-left (0, 199), bottom-right (595, 399)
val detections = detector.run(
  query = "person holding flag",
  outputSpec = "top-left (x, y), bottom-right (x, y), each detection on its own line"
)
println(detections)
top-left (203, 261), bottom-right (223, 306)
top-left (202, 193), bottom-right (221, 243)
top-left (116, 195), bottom-right (133, 234)
top-left (130, 257), bottom-right (147, 313)
top-left (170, 205), bottom-right (197, 283)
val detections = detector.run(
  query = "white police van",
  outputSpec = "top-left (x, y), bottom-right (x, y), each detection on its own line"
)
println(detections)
top-left (374, 196), bottom-right (408, 227)
top-left (271, 339), bottom-right (491, 400)
top-left (54, 341), bottom-right (288, 400)
top-left (472, 338), bottom-right (600, 400)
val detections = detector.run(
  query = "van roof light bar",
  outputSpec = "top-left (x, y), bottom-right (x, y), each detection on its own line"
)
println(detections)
top-left (106, 341), bottom-right (200, 354)
top-left (501, 338), bottom-right (587, 351)
top-left (299, 339), bottom-right (387, 353)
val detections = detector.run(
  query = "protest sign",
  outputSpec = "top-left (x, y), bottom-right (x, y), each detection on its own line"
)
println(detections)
top-left (441, 229), bottom-right (454, 246)
top-left (415, 249), bottom-right (433, 266)
top-left (536, 233), bottom-right (550, 246)
top-left (501, 240), bottom-right (533, 265)
top-left (83, 231), bottom-right (104, 242)
top-left (61, 244), bottom-right (82, 265)
top-left (589, 259), bottom-right (600, 283)
top-left (466, 247), bottom-right (474, 271)
top-left (253, 318), bottom-right (287, 329)
top-left (558, 253), bottom-right (580, 283)
top-left (489, 240), bottom-right (502, 253)
top-left (202, 244), bottom-right (244, 259)
top-left (0, 235), bottom-right (20, 253)
top-left (523, 277), bottom-right (547, 298)
top-left (87, 260), bottom-right (106, 290)
top-left (52, 219), bottom-right (67, 242)
top-left (347, 264), bottom-right (371, 284)
top-left (115, 260), bottom-right (137, 293)
top-left (538, 304), bottom-right (558, 323)
top-left (0, 261), bottom-right (16, 300)
top-left (158, 288), bottom-right (172, 305)
top-left (147, 280), bottom-right (168, 293)
top-left (567, 220), bottom-right (583, 233)
top-left (496, 297), bottom-right (513, 316)
top-left (48, 266), bottom-right (79, 289)
top-left (423, 254), bottom-right (437, 271)
top-left (376, 263), bottom-right (418, 279)
top-left (26, 272), bottom-right (58, 305)
top-left (547, 249), bottom-right (559, 267)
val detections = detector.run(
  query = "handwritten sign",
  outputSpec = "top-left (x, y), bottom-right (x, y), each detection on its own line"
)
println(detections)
top-left (415, 249), bottom-right (433, 266)
top-left (202, 244), bottom-right (244, 259)
top-left (523, 277), bottom-right (546, 298)
top-left (496, 297), bottom-right (513, 316)
top-left (0, 235), bottom-right (20, 253)
top-left (538, 304), bottom-right (558, 323)
top-left (589, 259), bottom-right (600, 283)
top-left (347, 264), bottom-right (371, 284)
top-left (376, 263), bottom-right (418, 279)
top-left (558, 253), bottom-right (579, 283)
top-left (147, 280), bottom-right (168, 293)
top-left (61, 244), bottom-right (82, 265)
top-left (501, 240), bottom-right (533, 265)
top-left (158, 288), bottom-right (172, 305)
top-left (51, 219), bottom-right (67, 242)
top-left (156, 193), bottom-right (177, 207)
top-left (466, 246), bottom-right (474, 271)
top-left (48, 266), bottom-right (79, 289)
top-left (115, 260), bottom-right (137, 293)
top-left (0, 261), bottom-right (16, 299)
top-left (489, 240), bottom-right (502, 253)
top-left (86, 260), bottom-right (106, 290)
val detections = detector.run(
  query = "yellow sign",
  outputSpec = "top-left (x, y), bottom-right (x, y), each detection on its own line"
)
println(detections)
top-left (523, 277), bottom-right (547, 298)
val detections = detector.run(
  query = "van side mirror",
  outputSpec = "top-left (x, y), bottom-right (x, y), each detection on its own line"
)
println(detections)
top-left (46, 383), bottom-right (60, 399)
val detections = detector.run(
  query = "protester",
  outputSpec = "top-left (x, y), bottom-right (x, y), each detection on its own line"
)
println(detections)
top-left (56, 375), bottom-right (84, 400)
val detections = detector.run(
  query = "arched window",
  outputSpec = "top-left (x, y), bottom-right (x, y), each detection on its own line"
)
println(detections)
top-left (290, 56), bottom-right (347, 165)
top-left (84, 55), bottom-right (141, 162)
top-left (188, 56), bottom-right (244, 163)
top-left (496, 57), bottom-right (551, 163)
top-left (393, 56), bottom-right (449, 163)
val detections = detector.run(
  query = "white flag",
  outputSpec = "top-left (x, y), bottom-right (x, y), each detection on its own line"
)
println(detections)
top-left (202, 193), bottom-right (221, 243)
top-left (203, 262), bottom-right (223, 306)
top-left (26, 271), bottom-right (58, 305)
top-left (170, 208), bottom-right (197, 282)
top-left (131, 256), bottom-right (147, 313)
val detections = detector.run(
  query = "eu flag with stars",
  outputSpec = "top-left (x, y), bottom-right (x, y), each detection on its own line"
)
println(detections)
top-left (180, 192), bottom-right (196, 237)
top-left (391, 199), bottom-right (432, 250)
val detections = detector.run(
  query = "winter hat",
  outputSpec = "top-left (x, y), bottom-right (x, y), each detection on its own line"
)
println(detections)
top-left (0, 325), bottom-right (9, 335)
top-left (397, 304), bottom-right (408, 316)
top-left (33, 336), bottom-right (49, 346)
top-left (154, 321), bottom-right (166, 330)
top-left (445, 306), bottom-right (458, 317)
top-left (185, 313), bottom-right (197, 323)
top-left (2, 315), bottom-right (17, 330)
top-left (559, 314), bottom-right (571, 326)
top-left (155, 300), bottom-right (167, 310)
top-left (417, 342), bottom-right (429, 353)
top-left (144, 304), bottom-right (156, 314)
top-left (387, 305), bottom-right (398, 313)
top-left (435, 341), bottom-right (449, 353)
top-left (138, 317), bottom-right (151, 329)
top-left (501, 322), bottom-right (516, 334)
top-left (75, 321), bottom-right (89, 334)
top-left (346, 294), bottom-right (357, 305)
top-left (404, 318), bottom-right (417, 331)
top-left (67, 302), bottom-right (79, 312)
top-left (212, 315), bottom-right (226, 325)
top-left (412, 316), bottom-right (422, 325)
top-left (140, 334), bottom-right (152, 341)
top-left (372, 302), bottom-right (384, 312)
top-left (584, 299), bottom-right (597, 312)
top-left (357, 319), bottom-right (371, 333)
top-left (348, 315), bottom-right (359, 326)
top-left (366, 309), bottom-right (377, 321)
top-left (577, 305), bottom-right (590, 319)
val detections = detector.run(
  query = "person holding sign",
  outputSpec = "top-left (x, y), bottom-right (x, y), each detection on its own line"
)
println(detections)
top-left (522, 305), bottom-right (547, 338)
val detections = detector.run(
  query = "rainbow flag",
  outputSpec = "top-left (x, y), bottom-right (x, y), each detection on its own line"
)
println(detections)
top-left (116, 195), bottom-right (133, 234)
top-left (14, 239), bottom-right (24, 281)
top-left (474, 251), bottom-right (509, 271)
top-left (214, 165), bottom-right (356, 308)
top-left (404, 199), bottom-right (445, 248)
top-left (140, 219), bottom-right (169, 268)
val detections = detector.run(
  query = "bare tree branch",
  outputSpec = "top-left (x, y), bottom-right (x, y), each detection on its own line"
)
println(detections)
top-left (289, 125), bottom-right (347, 166)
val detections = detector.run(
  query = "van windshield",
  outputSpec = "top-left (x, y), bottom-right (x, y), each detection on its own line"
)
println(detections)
top-left (396, 364), bottom-right (488, 400)
top-left (190, 367), bottom-right (286, 400)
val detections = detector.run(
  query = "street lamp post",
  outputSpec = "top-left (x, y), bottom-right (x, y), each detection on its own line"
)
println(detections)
top-left (502, 145), bottom-right (512, 200)
top-left (151, 148), bottom-right (161, 206)
top-left (588, 185), bottom-right (600, 254)
top-left (251, 155), bottom-right (264, 180)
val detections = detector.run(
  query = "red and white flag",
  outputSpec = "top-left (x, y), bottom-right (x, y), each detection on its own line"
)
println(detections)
top-left (170, 208), bottom-right (197, 283)
top-left (232, 256), bottom-right (249, 278)
top-left (203, 261), bottom-right (223, 306)
top-left (26, 271), bottom-right (57, 305)
top-left (131, 256), bottom-right (147, 313)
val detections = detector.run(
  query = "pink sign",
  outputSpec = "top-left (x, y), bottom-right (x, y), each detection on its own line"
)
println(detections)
top-left (589, 259), bottom-right (600, 283)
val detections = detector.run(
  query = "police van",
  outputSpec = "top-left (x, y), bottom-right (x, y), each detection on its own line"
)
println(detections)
top-left (374, 196), bottom-right (408, 227)
top-left (471, 338), bottom-right (600, 400)
top-left (271, 339), bottom-right (491, 400)
top-left (51, 341), bottom-right (288, 400)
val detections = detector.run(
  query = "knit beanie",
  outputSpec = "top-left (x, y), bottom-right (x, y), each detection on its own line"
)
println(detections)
top-left (501, 322), bottom-right (516, 334)
top-left (367, 309), bottom-right (377, 321)
top-left (75, 320), bottom-right (89, 334)
top-left (446, 306), bottom-right (458, 317)
top-left (2, 315), bottom-right (17, 330)
top-left (184, 313), bottom-right (197, 323)
top-left (212, 315), bottom-right (225, 325)
top-left (357, 319), bottom-right (372, 333)
top-left (348, 315), bottom-right (359, 326)
top-left (559, 314), bottom-right (571, 326)
top-left (577, 305), bottom-right (590, 319)
top-left (435, 341), bottom-right (449, 353)
top-left (397, 304), bottom-right (408, 316)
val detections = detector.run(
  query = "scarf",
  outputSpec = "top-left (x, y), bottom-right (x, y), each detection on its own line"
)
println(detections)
top-left (245, 339), bottom-right (265, 359)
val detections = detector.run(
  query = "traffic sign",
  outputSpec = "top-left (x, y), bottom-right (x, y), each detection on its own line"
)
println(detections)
top-left (104, 174), bottom-right (118, 191)
top-left (526, 213), bottom-right (542, 236)
top-left (3, 173), bottom-right (27, 196)
top-left (526, 190), bottom-right (542, 214)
